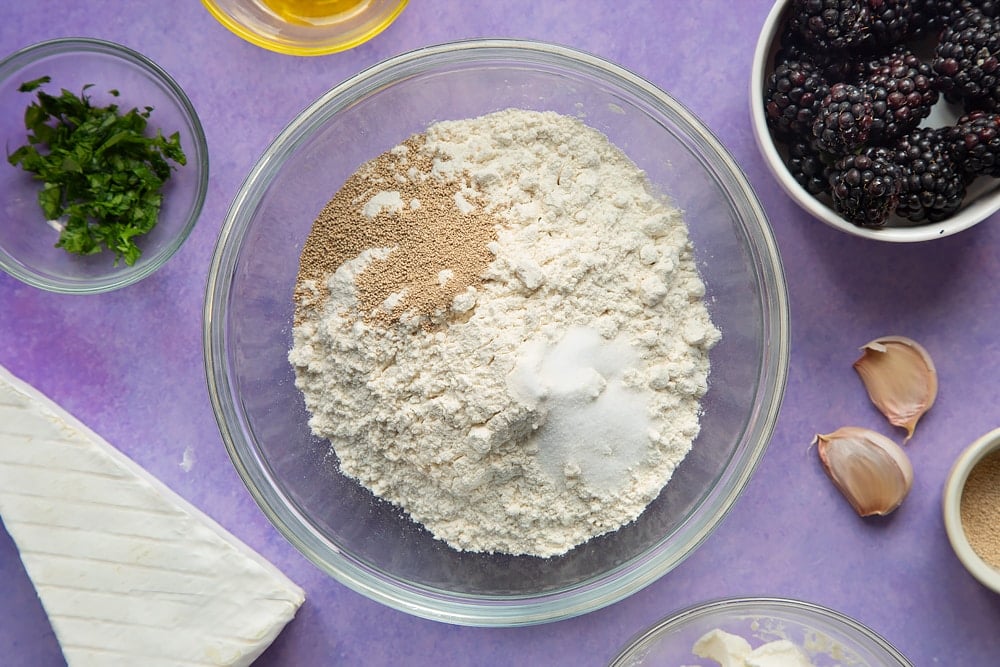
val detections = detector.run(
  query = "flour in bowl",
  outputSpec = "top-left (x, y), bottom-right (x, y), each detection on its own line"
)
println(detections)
top-left (289, 109), bottom-right (719, 557)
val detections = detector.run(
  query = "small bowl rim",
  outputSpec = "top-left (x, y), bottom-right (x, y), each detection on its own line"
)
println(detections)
top-left (199, 0), bottom-right (409, 56)
top-left (749, 0), bottom-right (1000, 243)
top-left (0, 37), bottom-right (209, 294)
top-left (609, 595), bottom-right (912, 666)
top-left (204, 38), bottom-right (790, 626)
top-left (942, 427), bottom-right (1000, 594)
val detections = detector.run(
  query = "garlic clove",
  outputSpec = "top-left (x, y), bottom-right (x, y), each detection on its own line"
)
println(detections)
top-left (814, 426), bottom-right (914, 517)
top-left (853, 335), bottom-right (937, 442)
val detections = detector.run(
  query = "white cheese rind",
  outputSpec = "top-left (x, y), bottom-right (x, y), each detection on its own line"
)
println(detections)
top-left (0, 366), bottom-right (305, 667)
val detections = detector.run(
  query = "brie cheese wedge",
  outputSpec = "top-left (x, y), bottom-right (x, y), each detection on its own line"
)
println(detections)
top-left (0, 365), bottom-right (305, 667)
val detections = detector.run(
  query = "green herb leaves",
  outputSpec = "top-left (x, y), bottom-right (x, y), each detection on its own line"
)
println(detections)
top-left (8, 76), bottom-right (186, 266)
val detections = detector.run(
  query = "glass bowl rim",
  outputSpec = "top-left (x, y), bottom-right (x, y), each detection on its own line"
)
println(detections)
top-left (0, 36), bottom-right (209, 294)
top-left (203, 37), bottom-right (790, 626)
top-left (608, 595), bottom-right (913, 666)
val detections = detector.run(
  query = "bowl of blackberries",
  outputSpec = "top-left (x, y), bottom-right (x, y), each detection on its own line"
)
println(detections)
top-left (752, 0), bottom-right (1000, 241)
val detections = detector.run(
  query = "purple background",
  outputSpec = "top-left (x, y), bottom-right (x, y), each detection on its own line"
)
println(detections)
top-left (2, 1), bottom-right (999, 665)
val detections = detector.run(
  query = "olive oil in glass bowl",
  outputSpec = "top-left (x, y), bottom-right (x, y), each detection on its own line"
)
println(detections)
top-left (200, 0), bottom-right (408, 55)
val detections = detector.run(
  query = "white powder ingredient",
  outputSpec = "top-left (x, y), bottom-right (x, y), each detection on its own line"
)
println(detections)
top-left (507, 326), bottom-right (652, 494)
top-left (688, 629), bottom-right (817, 667)
top-left (362, 190), bottom-right (404, 218)
top-left (289, 109), bottom-right (719, 557)
top-left (179, 446), bottom-right (196, 473)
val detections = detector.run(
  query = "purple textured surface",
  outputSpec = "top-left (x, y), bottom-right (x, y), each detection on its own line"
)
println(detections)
top-left (1, 1), bottom-right (999, 665)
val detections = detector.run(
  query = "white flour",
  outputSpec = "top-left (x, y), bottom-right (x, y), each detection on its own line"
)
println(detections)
top-left (289, 109), bottom-right (719, 557)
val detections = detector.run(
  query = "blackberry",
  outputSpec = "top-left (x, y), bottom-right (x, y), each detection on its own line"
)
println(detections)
top-left (788, 0), bottom-right (874, 52)
top-left (860, 50), bottom-right (938, 144)
top-left (812, 83), bottom-right (875, 153)
top-left (765, 60), bottom-right (832, 139)
top-left (774, 29), bottom-right (854, 83)
top-left (828, 147), bottom-right (903, 227)
top-left (894, 127), bottom-right (968, 222)
top-left (787, 139), bottom-right (833, 195)
top-left (868, 0), bottom-right (916, 44)
top-left (966, 0), bottom-right (1000, 18)
top-left (908, 0), bottom-right (960, 38)
top-left (857, 46), bottom-right (933, 80)
top-left (774, 28), bottom-right (859, 83)
top-left (932, 8), bottom-right (1000, 110)
top-left (946, 109), bottom-right (1000, 175)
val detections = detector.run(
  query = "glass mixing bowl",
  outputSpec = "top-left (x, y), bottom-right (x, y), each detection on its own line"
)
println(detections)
top-left (204, 39), bottom-right (789, 626)
top-left (610, 597), bottom-right (912, 666)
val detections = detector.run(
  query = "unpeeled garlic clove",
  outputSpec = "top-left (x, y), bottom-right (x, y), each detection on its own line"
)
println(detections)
top-left (814, 426), bottom-right (914, 517)
top-left (853, 335), bottom-right (937, 442)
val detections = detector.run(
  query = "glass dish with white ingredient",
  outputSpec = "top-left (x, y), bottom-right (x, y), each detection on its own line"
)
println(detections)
top-left (204, 39), bottom-right (789, 626)
top-left (610, 597), bottom-right (912, 666)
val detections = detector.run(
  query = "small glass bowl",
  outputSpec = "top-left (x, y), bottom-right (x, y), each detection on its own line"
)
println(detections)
top-left (200, 0), bottom-right (408, 56)
top-left (750, 0), bottom-right (1000, 242)
top-left (0, 38), bottom-right (208, 294)
top-left (204, 39), bottom-right (789, 626)
top-left (943, 427), bottom-right (1000, 594)
top-left (610, 597), bottom-right (912, 666)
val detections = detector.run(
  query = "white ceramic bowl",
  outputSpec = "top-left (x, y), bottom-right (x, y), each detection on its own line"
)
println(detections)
top-left (942, 427), bottom-right (1000, 594)
top-left (750, 0), bottom-right (1000, 242)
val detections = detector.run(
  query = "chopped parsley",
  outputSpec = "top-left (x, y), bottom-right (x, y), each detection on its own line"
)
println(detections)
top-left (7, 76), bottom-right (187, 266)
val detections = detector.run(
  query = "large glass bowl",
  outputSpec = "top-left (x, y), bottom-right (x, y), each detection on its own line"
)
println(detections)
top-left (204, 39), bottom-right (789, 626)
top-left (610, 597), bottom-right (912, 666)
top-left (0, 38), bottom-right (208, 293)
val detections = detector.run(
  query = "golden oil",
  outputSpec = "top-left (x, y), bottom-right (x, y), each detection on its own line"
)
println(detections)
top-left (260, 0), bottom-right (371, 25)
